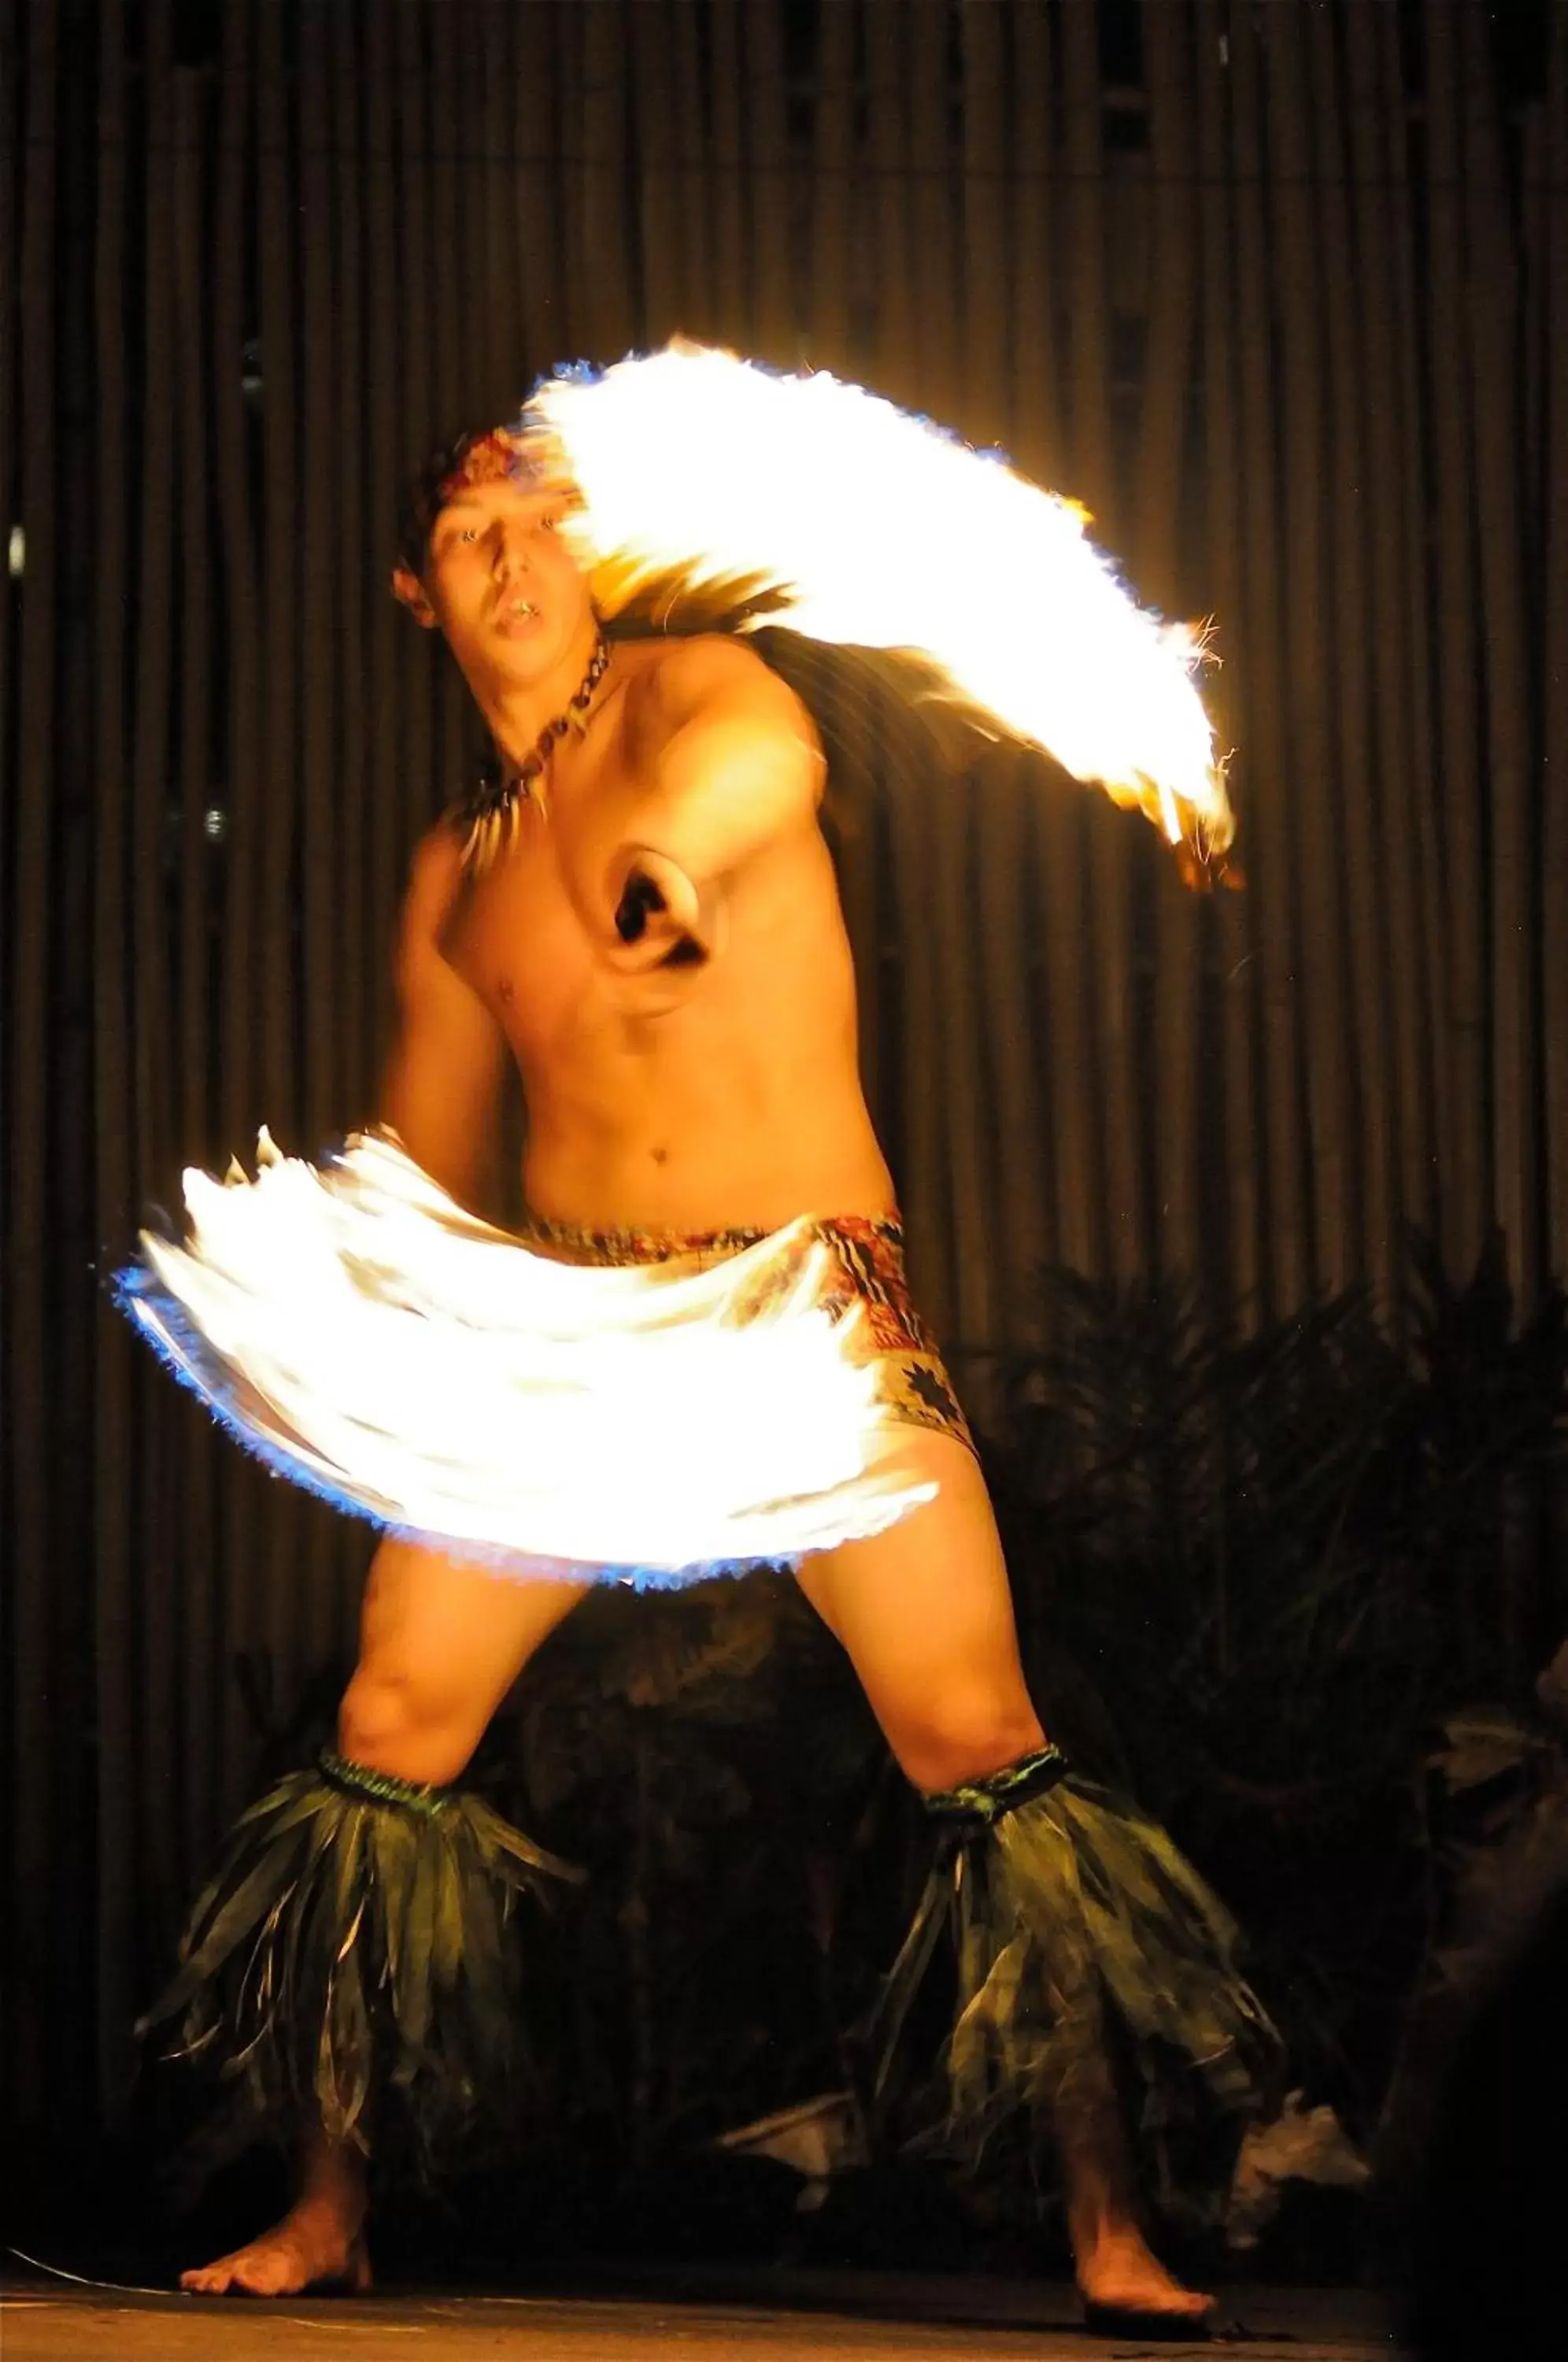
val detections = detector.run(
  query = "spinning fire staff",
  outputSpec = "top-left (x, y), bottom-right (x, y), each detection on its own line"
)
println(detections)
top-left (126, 346), bottom-right (1276, 2329)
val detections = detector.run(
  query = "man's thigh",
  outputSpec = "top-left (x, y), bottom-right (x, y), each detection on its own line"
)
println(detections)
top-left (355, 1535), bottom-right (591, 1727)
top-left (793, 1431), bottom-right (1037, 1748)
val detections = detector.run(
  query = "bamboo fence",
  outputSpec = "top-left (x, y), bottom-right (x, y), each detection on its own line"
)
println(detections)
top-left (2, 0), bottom-right (1562, 2135)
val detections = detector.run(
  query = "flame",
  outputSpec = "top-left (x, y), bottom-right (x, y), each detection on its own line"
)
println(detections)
top-left (526, 343), bottom-right (1234, 868)
top-left (120, 1131), bottom-right (934, 1583)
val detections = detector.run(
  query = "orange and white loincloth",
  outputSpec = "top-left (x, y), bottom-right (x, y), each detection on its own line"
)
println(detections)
top-left (520, 1205), bottom-right (974, 1458)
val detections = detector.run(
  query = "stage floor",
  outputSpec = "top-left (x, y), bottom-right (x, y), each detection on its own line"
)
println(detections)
top-left (2, 2271), bottom-right (1400, 2360)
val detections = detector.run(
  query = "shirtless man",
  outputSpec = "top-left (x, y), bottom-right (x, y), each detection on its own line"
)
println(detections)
top-left (176, 437), bottom-right (1219, 2323)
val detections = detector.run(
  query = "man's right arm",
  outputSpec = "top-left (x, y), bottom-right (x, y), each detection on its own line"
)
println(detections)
top-left (378, 824), bottom-right (509, 1216)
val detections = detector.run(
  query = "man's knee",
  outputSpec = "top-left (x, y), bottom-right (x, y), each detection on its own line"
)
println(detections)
top-left (894, 1689), bottom-right (1047, 1797)
top-left (336, 1662), bottom-right (486, 1787)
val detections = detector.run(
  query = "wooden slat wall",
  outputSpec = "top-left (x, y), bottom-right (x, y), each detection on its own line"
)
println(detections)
top-left (2, 0), bottom-right (1562, 2135)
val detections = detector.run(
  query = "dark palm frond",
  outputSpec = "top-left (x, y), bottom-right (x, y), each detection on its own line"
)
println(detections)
top-left (974, 1231), bottom-right (1566, 2135)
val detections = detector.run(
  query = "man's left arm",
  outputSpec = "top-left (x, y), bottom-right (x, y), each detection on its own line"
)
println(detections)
top-left (604, 639), bottom-right (824, 959)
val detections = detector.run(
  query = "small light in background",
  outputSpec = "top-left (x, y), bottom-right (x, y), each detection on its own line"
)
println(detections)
top-left (204, 808), bottom-right (227, 842)
top-left (8, 524), bottom-right (23, 578)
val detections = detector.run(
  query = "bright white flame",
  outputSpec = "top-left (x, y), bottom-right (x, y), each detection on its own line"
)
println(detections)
top-left (127, 1131), bottom-right (934, 1577)
top-left (529, 343), bottom-right (1233, 865)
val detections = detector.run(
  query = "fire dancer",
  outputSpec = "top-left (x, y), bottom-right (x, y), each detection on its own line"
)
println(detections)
top-left (131, 353), bottom-right (1274, 2327)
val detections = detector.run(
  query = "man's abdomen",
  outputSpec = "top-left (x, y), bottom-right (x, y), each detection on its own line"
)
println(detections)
top-left (520, 1080), bottom-right (896, 1235)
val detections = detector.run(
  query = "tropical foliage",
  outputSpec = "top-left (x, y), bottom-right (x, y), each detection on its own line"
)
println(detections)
top-left (409, 1231), bottom-right (1566, 2254)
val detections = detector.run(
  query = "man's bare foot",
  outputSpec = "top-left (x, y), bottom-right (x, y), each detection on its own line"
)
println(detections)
top-left (179, 2199), bottom-right (371, 2297)
top-left (1074, 2222), bottom-right (1215, 2323)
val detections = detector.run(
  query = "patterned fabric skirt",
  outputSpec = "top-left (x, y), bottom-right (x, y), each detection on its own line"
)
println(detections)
top-left (520, 1206), bottom-right (974, 1457)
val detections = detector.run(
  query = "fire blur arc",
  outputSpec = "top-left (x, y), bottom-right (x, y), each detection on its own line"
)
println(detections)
top-left (524, 341), bottom-right (1234, 872)
top-left (119, 1131), bottom-right (934, 1586)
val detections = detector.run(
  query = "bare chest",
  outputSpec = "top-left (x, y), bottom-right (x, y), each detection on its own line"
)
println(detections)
top-left (445, 802), bottom-right (638, 1068)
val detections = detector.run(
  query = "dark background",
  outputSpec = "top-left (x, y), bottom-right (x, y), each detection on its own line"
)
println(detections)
top-left (2, 0), bottom-right (1565, 2276)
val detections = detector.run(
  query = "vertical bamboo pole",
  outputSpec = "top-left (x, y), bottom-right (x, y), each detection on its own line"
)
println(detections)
top-left (1004, 0), bottom-right (1077, 1331)
top-left (860, 1), bottom-right (949, 1336)
top-left (427, 5), bottom-right (464, 432)
top-left (479, 0), bottom-right (521, 406)
top-left (1521, 28), bottom-right (1548, 504)
top-left (169, 52), bottom-right (220, 1875)
top-left (632, 0), bottom-right (683, 343)
top-left (1062, 0), bottom-right (1133, 1283)
top-left (580, 0), bottom-right (634, 356)
top-left (908, 0), bottom-right (992, 1374)
top-left (51, 0), bottom-right (100, 2127)
top-left (863, 0), bottom-right (915, 1146)
top-left (331, 0), bottom-right (368, 1114)
top-left (964, 0), bottom-right (1050, 1353)
top-left (9, 0), bottom-right (59, 2136)
top-left (131, 3), bottom-right (175, 1188)
top-left (0, 0), bottom-right (20, 857)
top-left (513, 0), bottom-right (564, 366)
top-left (254, 0), bottom-right (306, 1689)
top-left (1226, 0), bottom-right (1308, 1315)
top-left (1370, 3), bottom-right (1453, 1264)
top-left (460, 2), bottom-right (499, 407)
top-left (254, 0), bottom-right (297, 1127)
top-left (114, 0), bottom-right (172, 2090)
top-left (908, 1), bottom-right (957, 424)
top-left (1010, 0), bottom-right (1095, 1294)
top-left (866, 1), bottom-right (915, 403)
top-left (171, 77), bottom-right (213, 1165)
top-left (746, 0), bottom-right (794, 365)
top-left (294, 3), bottom-right (344, 1673)
top-left (1260, 0), bottom-right (1355, 1294)
top-left (328, 2), bottom-right (375, 1660)
top-left (298, 3), bottom-right (338, 1153)
top-left (806, 0), bottom-right (882, 1121)
top-left (709, 0), bottom-right (748, 342)
top-left (1139, 0), bottom-right (1205, 1288)
top-left (132, 0), bottom-right (185, 2059)
top-left (213, 0), bottom-right (264, 1812)
top-left (960, 0), bottom-right (1009, 460)
top-left (1192, 0), bottom-right (1262, 1318)
top-left (1459, 0), bottom-right (1540, 1298)
top-left (808, 0), bottom-right (854, 369)
top-left (671, 0), bottom-right (715, 341)
top-left (362, 0), bottom-right (406, 1081)
top-left (395, 2), bottom-right (437, 857)
top-left (89, 0), bottom-right (138, 2107)
top-left (1007, 0), bottom-right (1059, 475)
top-left (556, 1), bottom-right (591, 357)
top-left (1544, 11), bottom-right (1568, 1279)
top-left (1304, 1), bottom-right (1398, 1308)
top-left (428, 1), bottom-right (468, 807)
top-left (1423, 0), bottom-right (1489, 1267)
top-left (1344, 2), bottom-right (1443, 1264)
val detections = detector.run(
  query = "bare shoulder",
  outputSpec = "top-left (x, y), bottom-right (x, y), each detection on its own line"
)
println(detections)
top-left (393, 816), bottom-right (473, 987)
top-left (402, 816), bottom-right (468, 923)
top-left (397, 816), bottom-right (473, 940)
top-left (627, 633), bottom-right (818, 751)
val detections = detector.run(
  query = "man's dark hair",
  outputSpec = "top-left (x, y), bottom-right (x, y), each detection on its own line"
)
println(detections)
top-left (396, 432), bottom-right (484, 579)
top-left (395, 422), bottom-right (536, 579)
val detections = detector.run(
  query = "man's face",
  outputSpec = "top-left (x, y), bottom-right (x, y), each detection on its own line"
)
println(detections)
top-left (405, 477), bottom-right (592, 691)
